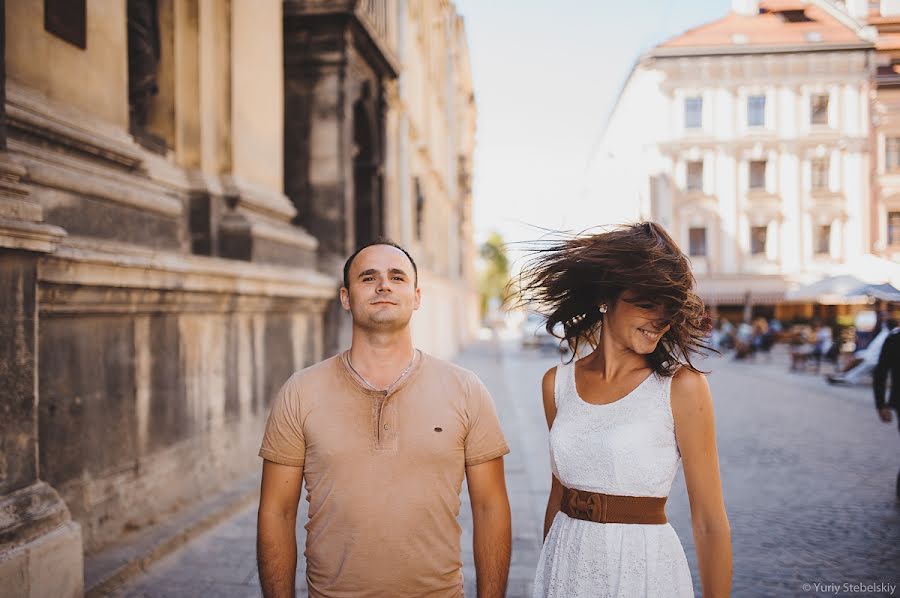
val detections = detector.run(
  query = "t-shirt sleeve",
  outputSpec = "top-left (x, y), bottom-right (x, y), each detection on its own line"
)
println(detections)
top-left (464, 375), bottom-right (510, 467)
top-left (258, 374), bottom-right (306, 467)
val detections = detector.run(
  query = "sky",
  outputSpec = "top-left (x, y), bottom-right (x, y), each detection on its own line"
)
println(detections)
top-left (453, 0), bottom-right (732, 256)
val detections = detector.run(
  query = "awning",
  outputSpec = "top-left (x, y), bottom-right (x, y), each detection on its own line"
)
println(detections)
top-left (785, 274), bottom-right (870, 303)
top-left (696, 276), bottom-right (791, 306)
top-left (848, 282), bottom-right (900, 302)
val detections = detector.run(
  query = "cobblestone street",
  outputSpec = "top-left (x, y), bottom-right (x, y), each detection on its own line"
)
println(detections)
top-left (108, 342), bottom-right (900, 598)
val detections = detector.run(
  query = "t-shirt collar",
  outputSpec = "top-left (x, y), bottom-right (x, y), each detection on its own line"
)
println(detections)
top-left (339, 348), bottom-right (424, 397)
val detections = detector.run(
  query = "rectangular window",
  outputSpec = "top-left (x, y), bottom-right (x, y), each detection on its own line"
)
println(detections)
top-left (815, 224), bottom-right (831, 255)
top-left (889, 211), bottom-right (900, 246)
top-left (885, 137), bottom-right (900, 172)
top-left (688, 227), bottom-right (707, 257)
top-left (811, 93), bottom-right (829, 125)
top-left (749, 160), bottom-right (767, 190)
top-left (685, 97), bottom-right (703, 129)
top-left (748, 95), bottom-right (766, 127)
top-left (686, 161), bottom-right (703, 192)
top-left (812, 158), bottom-right (829, 190)
top-left (751, 226), bottom-right (768, 255)
top-left (44, 0), bottom-right (87, 49)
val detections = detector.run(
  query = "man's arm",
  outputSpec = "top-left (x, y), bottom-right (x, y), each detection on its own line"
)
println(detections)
top-left (257, 460), bottom-right (304, 598)
top-left (466, 456), bottom-right (511, 598)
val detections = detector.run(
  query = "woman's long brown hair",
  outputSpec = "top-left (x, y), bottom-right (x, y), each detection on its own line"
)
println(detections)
top-left (512, 222), bottom-right (713, 376)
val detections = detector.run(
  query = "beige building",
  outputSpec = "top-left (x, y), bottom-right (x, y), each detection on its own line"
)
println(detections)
top-left (282, 0), bottom-right (478, 358)
top-left (0, 1), bottom-right (477, 596)
top-left (835, 0), bottom-right (900, 261)
top-left (593, 0), bottom-right (881, 319)
top-left (396, 0), bottom-right (479, 358)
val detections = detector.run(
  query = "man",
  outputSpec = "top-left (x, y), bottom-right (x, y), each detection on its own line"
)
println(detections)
top-left (257, 239), bottom-right (512, 597)
top-left (872, 319), bottom-right (900, 499)
top-left (828, 318), bottom-right (897, 385)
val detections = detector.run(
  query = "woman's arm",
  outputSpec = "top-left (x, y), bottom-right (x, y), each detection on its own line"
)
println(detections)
top-left (671, 368), bottom-right (732, 598)
top-left (540, 366), bottom-right (565, 540)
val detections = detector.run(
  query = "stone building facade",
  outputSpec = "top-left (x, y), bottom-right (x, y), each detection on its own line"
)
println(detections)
top-left (283, 0), bottom-right (478, 357)
top-left (0, 1), bottom-right (334, 595)
top-left (0, 1), bottom-right (477, 596)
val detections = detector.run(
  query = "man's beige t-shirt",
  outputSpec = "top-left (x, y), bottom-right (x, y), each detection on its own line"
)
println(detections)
top-left (258, 350), bottom-right (510, 598)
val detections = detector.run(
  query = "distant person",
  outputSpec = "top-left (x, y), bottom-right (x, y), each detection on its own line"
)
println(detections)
top-left (872, 322), bottom-right (900, 499)
top-left (810, 322), bottom-right (834, 373)
top-left (256, 239), bottom-right (511, 597)
top-left (829, 319), bottom-right (898, 385)
top-left (734, 320), bottom-right (754, 360)
top-left (518, 222), bottom-right (731, 598)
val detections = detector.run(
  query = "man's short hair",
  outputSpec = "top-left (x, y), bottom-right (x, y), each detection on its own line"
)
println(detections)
top-left (343, 238), bottom-right (418, 289)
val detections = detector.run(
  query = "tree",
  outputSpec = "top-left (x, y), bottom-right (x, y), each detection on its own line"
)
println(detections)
top-left (478, 231), bottom-right (511, 319)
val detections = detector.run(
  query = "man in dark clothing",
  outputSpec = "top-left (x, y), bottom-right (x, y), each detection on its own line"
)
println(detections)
top-left (872, 318), bottom-right (900, 499)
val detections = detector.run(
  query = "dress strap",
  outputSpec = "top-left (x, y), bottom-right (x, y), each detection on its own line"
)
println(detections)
top-left (553, 361), bottom-right (572, 408)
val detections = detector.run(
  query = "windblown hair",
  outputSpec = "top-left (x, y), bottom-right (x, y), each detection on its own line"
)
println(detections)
top-left (513, 222), bottom-right (713, 376)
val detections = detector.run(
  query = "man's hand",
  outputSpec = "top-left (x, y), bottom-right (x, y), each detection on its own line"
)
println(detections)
top-left (466, 456), bottom-right (511, 598)
top-left (879, 408), bottom-right (893, 423)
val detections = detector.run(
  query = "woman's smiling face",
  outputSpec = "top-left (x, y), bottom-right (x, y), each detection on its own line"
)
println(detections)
top-left (604, 290), bottom-right (672, 354)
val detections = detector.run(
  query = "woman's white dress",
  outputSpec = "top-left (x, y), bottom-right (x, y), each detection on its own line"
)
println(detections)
top-left (532, 360), bottom-right (695, 598)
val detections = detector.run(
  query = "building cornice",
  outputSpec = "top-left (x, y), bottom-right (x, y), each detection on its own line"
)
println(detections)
top-left (651, 41), bottom-right (873, 59)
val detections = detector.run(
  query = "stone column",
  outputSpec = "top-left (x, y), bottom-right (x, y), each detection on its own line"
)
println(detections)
top-left (0, 2), bottom-right (82, 595)
top-left (284, 16), bottom-right (353, 356)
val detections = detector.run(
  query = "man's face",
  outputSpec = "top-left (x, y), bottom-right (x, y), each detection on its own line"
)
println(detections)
top-left (340, 245), bottom-right (421, 332)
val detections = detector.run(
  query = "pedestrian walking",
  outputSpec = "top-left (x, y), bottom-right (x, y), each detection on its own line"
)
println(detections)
top-left (256, 239), bottom-right (512, 598)
top-left (518, 222), bottom-right (732, 598)
top-left (872, 321), bottom-right (900, 499)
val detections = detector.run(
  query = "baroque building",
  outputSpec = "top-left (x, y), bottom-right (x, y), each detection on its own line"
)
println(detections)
top-left (0, 1), bottom-right (477, 595)
top-left (593, 0), bottom-right (877, 318)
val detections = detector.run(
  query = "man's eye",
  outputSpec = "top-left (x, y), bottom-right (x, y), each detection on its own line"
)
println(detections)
top-left (363, 277), bottom-right (375, 282)
top-left (393, 276), bottom-right (404, 281)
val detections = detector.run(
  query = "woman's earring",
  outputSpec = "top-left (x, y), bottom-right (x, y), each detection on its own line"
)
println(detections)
top-left (598, 304), bottom-right (608, 313)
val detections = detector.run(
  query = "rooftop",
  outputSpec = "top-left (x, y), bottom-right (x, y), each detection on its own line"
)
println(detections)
top-left (655, 0), bottom-right (868, 56)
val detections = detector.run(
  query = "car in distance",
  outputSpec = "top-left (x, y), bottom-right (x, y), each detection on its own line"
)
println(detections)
top-left (521, 312), bottom-right (568, 354)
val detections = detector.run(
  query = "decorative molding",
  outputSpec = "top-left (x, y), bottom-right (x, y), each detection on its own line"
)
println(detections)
top-left (0, 482), bottom-right (72, 551)
top-left (39, 236), bottom-right (337, 300)
top-left (0, 152), bottom-right (67, 253)
top-left (5, 81), bottom-right (143, 171)
top-left (0, 217), bottom-right (66, 253)
top-left (221, 175), bottom-right (298, 223)
top-left (652, 42), bottom-right (873, 60)
top-left (10, 142), bottom-right (183, 218)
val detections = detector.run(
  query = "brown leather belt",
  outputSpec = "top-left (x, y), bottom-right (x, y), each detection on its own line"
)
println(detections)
top-left (561, 486), bottom-right (667, 525)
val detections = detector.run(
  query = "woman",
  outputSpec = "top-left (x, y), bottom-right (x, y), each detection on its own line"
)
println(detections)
top-left (519, 222), bottom-right (732, 597)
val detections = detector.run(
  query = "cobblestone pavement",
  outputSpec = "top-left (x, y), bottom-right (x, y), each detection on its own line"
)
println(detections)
top-left (109, 342), bottom-right (900, 598)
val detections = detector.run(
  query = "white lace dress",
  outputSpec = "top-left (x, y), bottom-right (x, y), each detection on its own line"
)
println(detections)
top-left (532, 360), bottom-right (695, 598)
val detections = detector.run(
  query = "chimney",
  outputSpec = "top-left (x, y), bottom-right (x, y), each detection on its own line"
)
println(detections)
top-left (883, 0), bottom-right (900, 17)
top-left (732, 0), bottom-right (760, 16)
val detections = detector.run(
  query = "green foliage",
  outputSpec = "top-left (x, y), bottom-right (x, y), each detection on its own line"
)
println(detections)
top-left (478, 232), bottom-right (512, 317)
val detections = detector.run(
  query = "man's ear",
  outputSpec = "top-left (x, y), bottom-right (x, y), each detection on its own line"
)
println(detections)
top-left (339, 286), bottom-right (351, 311)
top-left (413, 286), bottom-right (421, 310)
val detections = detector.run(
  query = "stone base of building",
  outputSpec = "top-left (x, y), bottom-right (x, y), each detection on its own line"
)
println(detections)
top-left (0, 483), bottom-right (83, 598)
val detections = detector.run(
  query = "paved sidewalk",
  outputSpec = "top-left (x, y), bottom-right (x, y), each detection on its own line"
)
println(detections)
top-left (107, 342), bottom-right (900, 598)
top-left (107, 342), bottom-right (552, 598)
